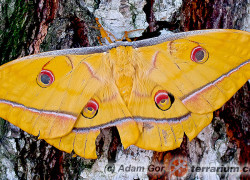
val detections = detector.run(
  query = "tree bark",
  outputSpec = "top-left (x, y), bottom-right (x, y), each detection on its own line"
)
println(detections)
top-left (0, 0), bottom-right (249, 179)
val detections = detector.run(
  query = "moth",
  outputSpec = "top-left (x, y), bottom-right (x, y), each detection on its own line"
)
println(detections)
top-left (0, 29), bottom-right (249, 159)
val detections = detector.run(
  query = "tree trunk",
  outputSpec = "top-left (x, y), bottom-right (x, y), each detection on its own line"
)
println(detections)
top-left (0, 0), bottom-right (249, 179)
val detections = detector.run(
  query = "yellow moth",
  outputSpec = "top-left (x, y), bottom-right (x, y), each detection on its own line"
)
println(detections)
top-left (0, 29), bottom-right (249, 159)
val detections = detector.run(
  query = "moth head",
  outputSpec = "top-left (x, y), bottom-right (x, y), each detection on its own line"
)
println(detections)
top-left (191, 46), bottom-right (208, 63)
top-left (82, 99), bottom-right (99, 119)
top-left (154, 90), bottom-right (174, 111)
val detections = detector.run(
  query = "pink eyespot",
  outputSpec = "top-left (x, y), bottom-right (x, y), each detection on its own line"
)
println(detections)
top-left (85, 99), bottom-right (99, 111)
top-left (82, 99), bottom-right (99, 119)
top-left (37, 69), bottom-right (55, 87)
top-left (191, 46), bottom-right (208, 63)
top-left (154, 90), bottom-right (172, 111)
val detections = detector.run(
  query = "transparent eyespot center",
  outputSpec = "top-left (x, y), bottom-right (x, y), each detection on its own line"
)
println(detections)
top-left (37, 69), bottom-right (55, 87)
top-left (82, 99), bottom-right (99, 119)
top-left (191, 46), bottom-right (208, 63)
top-left (154, 90), bottom-right (172, 111)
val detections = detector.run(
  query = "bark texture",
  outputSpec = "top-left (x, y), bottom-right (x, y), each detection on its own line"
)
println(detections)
top-left (0, 0), bottom-right (249, 179)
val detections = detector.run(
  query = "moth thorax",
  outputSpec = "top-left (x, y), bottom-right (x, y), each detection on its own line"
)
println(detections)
top-left (115, 76), bottom-right (133, 105)
top-left (113, 57), bottom-right (135, 105)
